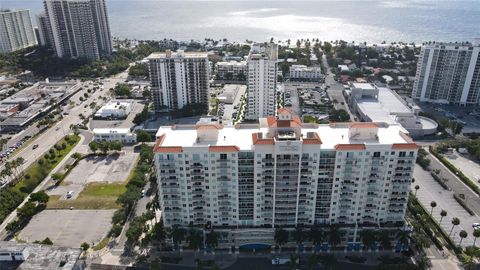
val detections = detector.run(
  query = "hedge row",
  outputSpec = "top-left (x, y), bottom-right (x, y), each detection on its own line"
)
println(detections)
top-left (430, 172), bottom-right (449, 190)
top-left (409, 194), bottom-right (459, 253)
top-left (429, 146), bottom-right (480, 196)
top-left (453, 194), bottom-right (475, 216)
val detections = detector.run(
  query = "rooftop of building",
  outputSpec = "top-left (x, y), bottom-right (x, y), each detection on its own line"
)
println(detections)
top-left (96, 99), bottom-right (133, 111)
top-left (354, 85), bottom-right (413, 124)
top-left (248, 43), bottom-right (278, 61)
top-left (216, 61), bottom-right (247, 66)
top-left (290, 65), bottom-right (321, 71)
top-left (148, 50), bottom-right (208, 59)
top-left (0, 241), bottom-right (82, 270)
top-left (93, 128), bottom-right (133, 134)
top-left (154, 111), bottom-right (417, 152)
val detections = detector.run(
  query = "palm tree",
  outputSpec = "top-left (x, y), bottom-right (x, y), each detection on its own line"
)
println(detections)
top-left (439, 210), bottom-right (447, 223)
top-left (473, 229), bottom-right (480, 247)
top-left (274, 228), bottom-right (289, 252)
top-left (396, 230), bottom-right (410, 249)
top-left (377, 231), bottom-right (391, 250)
top-left (414, 185), bottom-right (420, 196)
top-left (292, 226), bottom-right (305, 252)
top-left (171, 226), bottom-right (185, 250)
top-left (360, 230), bottom-right (376, 250)
top-left (187, 228), bottom-right (203, 251)
top-left (459, 230), bottom-right (468, 246)
top-left (328, 226), bottom-right (341, 249)
top-left (430, 201), bottom-right (437, 215)
top-left (309, 226), bottom-right (326, 252)
top-left (449, 217), bottom-right (460, 237)
top-left (205, 230), bottom-right (218, 252)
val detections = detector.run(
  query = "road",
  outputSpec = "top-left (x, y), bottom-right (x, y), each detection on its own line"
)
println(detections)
top-left (321, 54), bottom-right (354, 120)
top-left (0, 70), bottom-right (128, 188)
top-left (0, 70), bottom-right (129, 237)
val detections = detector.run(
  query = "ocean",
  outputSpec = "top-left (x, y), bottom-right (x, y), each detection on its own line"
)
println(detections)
top-left (1, 0), bottom-right (479, 43)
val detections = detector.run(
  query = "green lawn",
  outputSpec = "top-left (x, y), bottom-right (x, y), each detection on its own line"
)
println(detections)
top-left (46, 156), bottom-right (138, 210)
top-left (13, 135), bottom-right (80, 193)
top-left (47, 183), bottom-right (126, 209)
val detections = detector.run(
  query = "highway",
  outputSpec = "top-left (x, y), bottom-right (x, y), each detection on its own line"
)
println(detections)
top-left (0, 70), bottom-right (128, 188)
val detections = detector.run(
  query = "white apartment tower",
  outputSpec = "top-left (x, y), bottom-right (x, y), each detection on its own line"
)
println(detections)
top-left (148, 50), bottom-right (209, 112)
top-left (43, 0), bottom-right (112, 60)
top-left (0, 9), bottom-right (37, 53)
top-left (246, 43), bottom-right (278, 120)
top-left (36, 12), bottom-right (53, 47)
top-left (413, 42), bottom-right (480, 105)
top-left (154, 109), bottom-right (417, 244)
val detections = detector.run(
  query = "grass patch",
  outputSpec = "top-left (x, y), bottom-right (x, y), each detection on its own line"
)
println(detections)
top-left (14, 135), bottom-right (80, 193)
top-left (0, 135), bottom-right (79, 224)
top-left (93, 236), bottom-right (110, 251)
top-left (47, 183), bottom-right (126, 209)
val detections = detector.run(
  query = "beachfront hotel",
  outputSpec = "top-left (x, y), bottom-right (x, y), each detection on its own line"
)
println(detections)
top-left (413, 42), bottom-right (480, 105)
top-left (148, 50), bottom-right (209, 112)
top-left (153, 109), bottom-right (418, 246)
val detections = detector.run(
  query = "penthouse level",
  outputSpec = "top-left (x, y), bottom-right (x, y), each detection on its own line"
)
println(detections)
top-left (154, 109), bottom-right (418, 230)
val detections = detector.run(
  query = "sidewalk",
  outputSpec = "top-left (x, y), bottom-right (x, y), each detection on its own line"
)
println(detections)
top-left (0, 134), bottom-right (85, 238)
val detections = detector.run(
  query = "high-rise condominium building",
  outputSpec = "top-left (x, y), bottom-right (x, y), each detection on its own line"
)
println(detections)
top-left (154, 109), bottom-right (417, 246)
top-left (0, 9), bottom-right (37, 53)
top-left (36, 12), bottom-right (53, 47)
top-left (246, 43), bottom-right (278, 120)
top-left (43, 0), bottom-right (112, 60)
top-left (413, 42), bottom-right (480, 105)
top-left (148, 50), bottom-right (209, 112)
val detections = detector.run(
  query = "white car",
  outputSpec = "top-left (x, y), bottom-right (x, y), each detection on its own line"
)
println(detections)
top-left (66, 191), bottom-right (74, 199)
top-left (472, 223), bottom-right (480, 228)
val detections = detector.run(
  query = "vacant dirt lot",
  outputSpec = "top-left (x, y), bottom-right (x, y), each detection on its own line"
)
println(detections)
top-left (19, 209), bottom-right (115, 247)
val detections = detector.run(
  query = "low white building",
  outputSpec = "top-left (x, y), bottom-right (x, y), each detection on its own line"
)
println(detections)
top-left (94, 100), bottom-right (133, 119)
top-left (289, 65), bottom-right (322, 81)
top-left (216, 61), bottom-right (247, 80)
top-left (345, 83), bottom-right (437, 137)
top-left (93, 128), bottom-right (137, 143)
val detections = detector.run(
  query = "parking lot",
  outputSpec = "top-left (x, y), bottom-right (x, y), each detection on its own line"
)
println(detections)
top-left (444, 150), bottom-right (480, 189)
top-left (18, 209), bottom-right (114, 247)
top-left (46, 151), bottom-right (137, 200)
top-left (413, 164), bottom-right (478, 247)
top-left (418, 103), bottom-right (480, 134)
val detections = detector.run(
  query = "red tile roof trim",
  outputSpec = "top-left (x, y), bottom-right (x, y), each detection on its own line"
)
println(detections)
top-left (392, 143), bottom-right (420, 150)
top-left (252, 133), bottom-right (275, 145)
top-left (209, 146), bottom-right (240, 152)
top-left (335, 144), bottom-right (366, 150)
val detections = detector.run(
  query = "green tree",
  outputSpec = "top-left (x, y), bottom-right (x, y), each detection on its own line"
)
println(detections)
top-left (30, 191), bottom-right (49, 204)
top-left (473, 229), bottom-right (480, 247)
top-left (430, 201), bottom-right (437, 215)
top-left (360, 230), bottom-right (376, 250)
top-left (459, 230), bottom-right (468, 246)
top-left (450, 217), bottom-right (460, 237)
top-left (274, 228), bottom-right (289, 252)
top-left (205, 230), bottom-right (219, 249)
top-left (136, 130), bottom-right (151, 143)
top-left (89, 141), bottom-right (99, 152)
top-left (328, 226), bottom-right (341, 248)
top-left (439, 209), bottom-right (447, 223)
top-left (171, 225), bottom-right (186, 248)
top-left (81, 242), bottom-right (90, 251)
top-left (309, 225), bottom-right (325, 248)
top-left (329, 109), bottom-right (350, 122)
top-left (414, 185), bottom-right (420, 196)
top-left (292, 226), bottom-right (305, 246)
top-left (113, 83), bottom-right (132, 98)
top-left (187, 228), bottom-right (203, 250)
